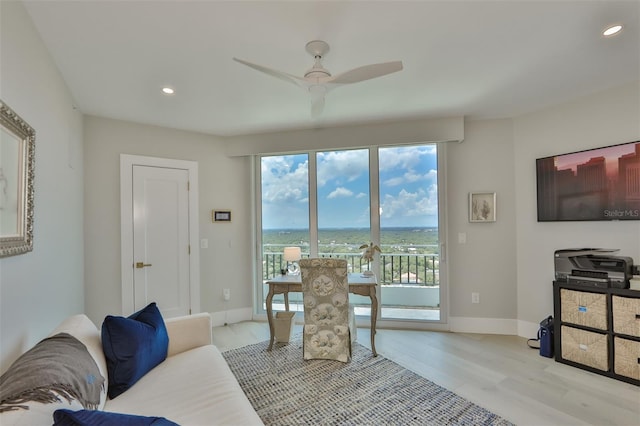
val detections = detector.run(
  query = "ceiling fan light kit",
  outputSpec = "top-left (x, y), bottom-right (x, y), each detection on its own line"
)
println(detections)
top-left (233, 40), bottom-right (403, 117)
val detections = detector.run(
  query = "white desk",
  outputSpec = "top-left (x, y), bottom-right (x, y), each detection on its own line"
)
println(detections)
top-left (265, 273), bottom-right (378, 356)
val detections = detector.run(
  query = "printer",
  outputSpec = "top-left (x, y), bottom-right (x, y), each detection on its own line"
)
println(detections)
top-left (554, 248), bottom-right (634, 289)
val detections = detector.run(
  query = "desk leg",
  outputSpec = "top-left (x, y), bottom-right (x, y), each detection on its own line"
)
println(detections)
top-left (266, 287), bottom-right (275, 351)
top-left (370, 287), bottom-right (378, 357)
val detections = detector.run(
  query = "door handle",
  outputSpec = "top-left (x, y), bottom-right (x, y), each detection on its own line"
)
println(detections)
top-left (135, 262), bottom-right (152, 269)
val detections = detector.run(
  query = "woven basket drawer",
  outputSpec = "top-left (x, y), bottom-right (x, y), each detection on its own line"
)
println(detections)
top-left (561, 325), bottom-right (609, 371)
top-left (612, 296), bottom-right (640, 338)
top-left (614, 337), bottom-right (640, 381)
top-left (560, 289), bottom-right (607, 330)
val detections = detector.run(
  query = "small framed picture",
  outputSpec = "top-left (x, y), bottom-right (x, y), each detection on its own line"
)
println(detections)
top-left (469, 192), bottom-right (496, 222)
top-left (212, 210), bottom-right (231, 222)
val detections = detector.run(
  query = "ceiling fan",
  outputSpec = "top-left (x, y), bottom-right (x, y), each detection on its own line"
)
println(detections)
top-left (233, 40), bottom-right (403, 117)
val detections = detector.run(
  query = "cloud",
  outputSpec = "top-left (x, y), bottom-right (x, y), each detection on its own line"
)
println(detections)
top-left (261, 155), bottom-right (309, 203)
top-left (383, 169), bottom-right (437, 187)
top-left (317, 150), bottom-right (368, 187)
top-left (327, 187), bottom-right (354, 199)
top-left (380, 146), bottom-right (437, 187)
top-left (379, 145), bottom-right (436, 172)
top-left (384, 177), bottom-right (404, 186)
top-left (380, 185), bottom-right (438, 219)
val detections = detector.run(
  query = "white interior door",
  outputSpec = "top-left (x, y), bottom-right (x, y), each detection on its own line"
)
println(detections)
top-left (132, 165), bottom-right (190, 317)
top-left (120, 155), bottom-right (200, 319)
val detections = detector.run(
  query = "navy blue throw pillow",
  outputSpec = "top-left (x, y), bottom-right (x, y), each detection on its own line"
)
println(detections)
top-left (101, 303), bottom-right (169, 399)
top-left (53, 409), bottom-right (179, 426)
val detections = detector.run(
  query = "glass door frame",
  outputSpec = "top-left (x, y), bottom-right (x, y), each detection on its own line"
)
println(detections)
top-left (252, 144), bottom-right (449, 328)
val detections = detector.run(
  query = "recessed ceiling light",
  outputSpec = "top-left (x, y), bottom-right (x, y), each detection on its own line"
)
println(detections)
top-left (162, 87), bottom-right (175, 95)
top-left (603, 24), bottom-right (623, 37)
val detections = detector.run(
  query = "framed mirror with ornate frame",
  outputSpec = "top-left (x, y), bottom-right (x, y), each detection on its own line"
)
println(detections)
top-left (0, 100), bottom-right (35, 257)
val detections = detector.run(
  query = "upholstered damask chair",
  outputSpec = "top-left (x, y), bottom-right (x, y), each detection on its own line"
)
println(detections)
top-left (299, 258), bottom-right (356, 362)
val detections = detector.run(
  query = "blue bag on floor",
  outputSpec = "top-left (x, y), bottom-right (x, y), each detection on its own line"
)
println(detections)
top-left (538, 316), bottom-right (554, 358)
top-left (527, 315), bottom-right (554, 358)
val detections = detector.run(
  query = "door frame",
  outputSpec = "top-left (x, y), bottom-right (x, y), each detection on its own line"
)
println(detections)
top-left (120, 154), bottom-right (200, 316)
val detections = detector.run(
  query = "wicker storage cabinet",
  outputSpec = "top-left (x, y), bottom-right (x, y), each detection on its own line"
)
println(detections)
top-left (612, 296), bottom-right (640, 337)
top-left (560, 289), bottom-right (607, 330)
top-left (554, 281), bottom-right (639, 386)
top-left (561, 326), bottom-right (608, 371)
top-left (614, 337), bottom-right (640, 381)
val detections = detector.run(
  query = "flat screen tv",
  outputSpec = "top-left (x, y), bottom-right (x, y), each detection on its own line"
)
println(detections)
top-left (536, 141), bottom-right (640, 221)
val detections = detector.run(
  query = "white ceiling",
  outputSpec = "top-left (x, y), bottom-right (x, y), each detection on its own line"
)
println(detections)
top-left (23, 0), bottom-right (639, 137)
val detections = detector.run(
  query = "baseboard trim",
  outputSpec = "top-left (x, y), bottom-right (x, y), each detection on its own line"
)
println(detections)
top-left (517, 319), bottom-right (541, 340)
top-left (210, 307), bottom-right (253, 327)
top-left (448, 316), bottom-right (517, 335)
top-left (214, 310), bottom-right (541, 338)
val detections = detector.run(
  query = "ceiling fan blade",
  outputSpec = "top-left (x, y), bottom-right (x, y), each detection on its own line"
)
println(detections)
top-left (233, 58), bottom-right (306, 87)
top-left (329, 61), bottom-right (403, 85)
top-left (310, 96), bottom-right (325, 118)
top-left (308, 85), bottom-right (326, 118)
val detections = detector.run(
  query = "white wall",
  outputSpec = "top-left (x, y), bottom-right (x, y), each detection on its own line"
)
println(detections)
top-left (224, 116), bottom-right (464, 156)
top-left (446, 119), bottom-right (518, 334)
top-left (83, 116), bottom-right (253, 327)
top-left (513, 81), bottom-right (640, 338)
top-left (444, 83), bottom-right (640, 337)
top-left (0, 1), bottom-right (85, 373)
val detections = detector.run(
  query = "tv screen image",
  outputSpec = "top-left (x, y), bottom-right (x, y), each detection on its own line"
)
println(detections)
top-left (536, 141), bottom-right (640, 221)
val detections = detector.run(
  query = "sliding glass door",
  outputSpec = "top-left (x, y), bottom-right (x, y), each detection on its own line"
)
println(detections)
top-left (260, 154), bottom-right (309, 312)
top-left (257, 144), bottom-right (442, 322)
top-left (378, 146), bottom-right (440, 320)
top-left (316, 149), bottom-right (373, 315)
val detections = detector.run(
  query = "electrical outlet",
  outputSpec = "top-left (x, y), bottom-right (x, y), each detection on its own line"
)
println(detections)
top-left (472, 292), bottom-right (480, 304)
top-left (458, 232), bottom-right (467, 244)
top-left (223, 288), bottom-right (231, 301)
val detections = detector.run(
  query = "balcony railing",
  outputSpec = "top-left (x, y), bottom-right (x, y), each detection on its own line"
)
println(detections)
top-left (262, 250), bottom-right (439, 286)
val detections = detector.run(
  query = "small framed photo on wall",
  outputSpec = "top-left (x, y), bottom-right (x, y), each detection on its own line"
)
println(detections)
top-left (469, 192), bottom-right (496, 222)
top-left (212, 210), bottom-right (231, 222)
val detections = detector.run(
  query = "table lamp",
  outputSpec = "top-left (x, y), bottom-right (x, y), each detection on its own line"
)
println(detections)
top-left (283, 246), bottom-right (301, 275)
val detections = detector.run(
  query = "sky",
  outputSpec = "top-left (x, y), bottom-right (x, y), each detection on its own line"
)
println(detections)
top-left (261, 144), bottom-right (439, 229)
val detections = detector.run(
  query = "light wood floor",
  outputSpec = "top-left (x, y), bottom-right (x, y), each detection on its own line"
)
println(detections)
top-left (213, 321), bottom-right (640, 426)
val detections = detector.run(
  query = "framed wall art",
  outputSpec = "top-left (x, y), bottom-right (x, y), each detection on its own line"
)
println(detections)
top-left (469, 192), bottom-right (496, 223)
top-left (0, 100), bottom-right (35, 257)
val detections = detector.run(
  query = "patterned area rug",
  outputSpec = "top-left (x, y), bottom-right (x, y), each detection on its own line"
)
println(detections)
top-left (222, 337), bottom-right (513, 426)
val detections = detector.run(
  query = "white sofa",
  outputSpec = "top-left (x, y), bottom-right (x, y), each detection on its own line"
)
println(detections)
top-left (1, 313), bottom-right (263, 425)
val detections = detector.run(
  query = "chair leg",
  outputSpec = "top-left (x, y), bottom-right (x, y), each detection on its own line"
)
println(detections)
top-left (302, 327), bottom-right (308, 360)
